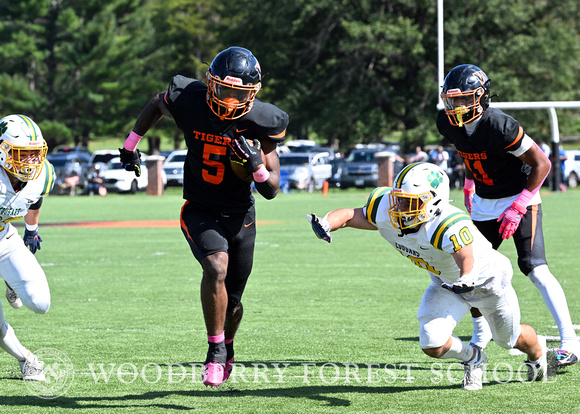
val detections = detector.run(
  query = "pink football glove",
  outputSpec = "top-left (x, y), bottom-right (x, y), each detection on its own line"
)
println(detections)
top-left (497, 202), bottom-right (527, 239)
top-left (463, 178), bottom-right (475, 214)
top-left (464, 189), bottom-right (474, 214)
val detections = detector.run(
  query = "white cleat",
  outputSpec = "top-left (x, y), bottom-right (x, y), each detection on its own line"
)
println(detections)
top-left (5, 282), bottom-right (22, 309)
top-left (462, 346), bottom-right (488, 390)
top-left (19, 354), bottom-right (46, 381)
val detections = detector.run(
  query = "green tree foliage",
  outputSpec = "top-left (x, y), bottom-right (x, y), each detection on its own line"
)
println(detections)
top-left (220, 0), bottom-right (441, 151)
top-left (1, 1), bottom-right (579, 153)
top-left (0, 0), bottom-right (52, 135)
top-left (0, 0), bottom-right (222, 152)
top-left (443, 0), bottom-right (580, 141)
top-left (0, 0), bottom-right (160, 148)
top-left (221, 0), bottom-right (580, 151)
top-left (146, 0), bottom-right (225, 150)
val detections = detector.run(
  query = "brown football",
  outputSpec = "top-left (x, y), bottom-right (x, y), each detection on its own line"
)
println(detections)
top-left (230, 140), bottom-right (266, 182)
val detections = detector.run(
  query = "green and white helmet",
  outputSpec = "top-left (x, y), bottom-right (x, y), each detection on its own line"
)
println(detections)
top-left (388, 162), bottom-right (450, 230)
top-left (0, 114), bottom-right (48, 181)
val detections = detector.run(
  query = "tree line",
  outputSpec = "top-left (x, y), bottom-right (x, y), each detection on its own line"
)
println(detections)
top-left (1, 0), bottom-right (579, 153)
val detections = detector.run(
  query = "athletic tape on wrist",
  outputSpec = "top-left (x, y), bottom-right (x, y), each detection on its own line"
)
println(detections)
top-left (25, 223), bottom-right (39, 232)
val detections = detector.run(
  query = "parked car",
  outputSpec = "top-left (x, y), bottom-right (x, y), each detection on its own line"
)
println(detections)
top-left (90, 149), bottom-right (119, 167)
top-left (159, 149), bottom-right (174, 159)
top-left (279, 152), bottom-right (333, 192)
top-left (564, 150), bottom-right (580, 188)
top-left (54, 145), bottom-right (91, 155)
top-left (340, 145), bottom-right (406, 190)
top-left (285, 139), bottom-right (317, 150)
top-left (327, 158), bottom-right (345, 188)
top-left (339, 148), bottom-right (384, 189)
top-left (163, 149), bottom-right (187, 186)
top-left (288, 145), bottom-right (338, 161)
top-left (102, 158), bottom-right (167, 194)
top-left (46, 151), bottom-right (92, 194)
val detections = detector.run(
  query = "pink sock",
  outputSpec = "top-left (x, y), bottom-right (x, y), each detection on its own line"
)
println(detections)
top-left (225, 338), bottom-right (234, 345)
top-left (208, 331), bottom-right (225, 343)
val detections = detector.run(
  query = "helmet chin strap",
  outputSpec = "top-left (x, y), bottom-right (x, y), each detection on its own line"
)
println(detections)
top-left (399, 224), bottom-right (421, 236)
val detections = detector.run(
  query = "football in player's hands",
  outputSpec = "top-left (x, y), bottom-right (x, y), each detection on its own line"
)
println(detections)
top-left (229, 139), bottom-right (265, 182)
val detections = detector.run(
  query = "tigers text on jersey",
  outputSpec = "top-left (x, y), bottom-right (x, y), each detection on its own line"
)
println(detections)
top-left (363, 187), bottom-right (512, 300)
top-left (0, 160), bottom-right (55, 237)
top-left (437, 107), bottom-right (531, 199)
top-left (163, 75), bottom-right (289, 214)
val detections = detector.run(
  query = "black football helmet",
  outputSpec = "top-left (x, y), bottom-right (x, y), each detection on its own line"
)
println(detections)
top-left (206, 47), bottom-right (262, 120)
top-left (441, 64), bottom-right (491, 127)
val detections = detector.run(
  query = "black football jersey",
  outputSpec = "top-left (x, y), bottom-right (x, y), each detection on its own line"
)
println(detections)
top-left (437, 108), bottom-right (531, 199)
top-left (163, 75), bottom-right (289, 213)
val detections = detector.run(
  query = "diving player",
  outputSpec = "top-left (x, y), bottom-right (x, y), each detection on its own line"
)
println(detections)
top-left (310, 163), bottom-right (548, 390)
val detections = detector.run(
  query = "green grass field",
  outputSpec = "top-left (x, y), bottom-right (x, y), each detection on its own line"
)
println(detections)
top-left (1, 187), bottom-right (579, 413)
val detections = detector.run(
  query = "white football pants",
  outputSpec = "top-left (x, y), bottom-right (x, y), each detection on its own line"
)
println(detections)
top-left (418, 282), bottom-right (521, 350)
top-left (0, 224), bottom-right (50, 360)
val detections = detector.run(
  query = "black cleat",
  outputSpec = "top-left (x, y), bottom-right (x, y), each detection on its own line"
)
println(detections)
top-left (550, 349), bottom-right (578, 368)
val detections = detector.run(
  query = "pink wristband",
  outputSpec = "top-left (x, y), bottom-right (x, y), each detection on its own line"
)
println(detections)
top-left (123, 131), bottom-right (143, 152)
top-left (463, 178), bottom-right (475, 195)
top-left (252, 165), bottom-right (270, 183)
top-left (515, 189), bottom-right (534, 208)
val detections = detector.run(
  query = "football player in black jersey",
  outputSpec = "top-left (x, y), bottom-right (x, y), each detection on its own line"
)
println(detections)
top-left (119, 47), bottom-right (289, 387)
top-left (437, 64), bottom-right (579, 368)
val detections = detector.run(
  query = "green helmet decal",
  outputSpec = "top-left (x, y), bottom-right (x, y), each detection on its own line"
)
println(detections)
top-left (427, 171), bottom-right (443, 189)
top-left (0, 121), bottom-right (7, 136)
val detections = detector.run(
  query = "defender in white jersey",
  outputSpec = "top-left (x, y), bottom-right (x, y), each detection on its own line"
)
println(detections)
top-left (309, 162), bottom-right (548, 390)
top-left (0, 114), bottom-right (55, 381)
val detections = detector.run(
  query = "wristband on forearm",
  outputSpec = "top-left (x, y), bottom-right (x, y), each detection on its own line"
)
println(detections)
top-left (25, 223), bottom-right (39, 231)
top-left (124, 131), bottom-right (143, 152)
top-left (252, 165), bottom-right (270, 183)
top-left (514, 189), bottom-right (534, 208)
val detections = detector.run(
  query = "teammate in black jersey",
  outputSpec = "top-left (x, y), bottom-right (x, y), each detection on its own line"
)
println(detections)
top-left (437, 64), bottom-right (579, 368)
top-left (119, 47), bottom-right (289, 387)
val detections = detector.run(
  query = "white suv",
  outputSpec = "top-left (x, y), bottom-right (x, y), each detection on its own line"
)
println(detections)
top-left (163, 149), bottom-right (187, 186)
top-left (102, 156), bottom-right (167, 194)
top-left (279, 152), bottom-right (332, 192)
top-left (89, 149), bottom-right (119, 167)
top-left (564, 150), bottom-right (580, 188)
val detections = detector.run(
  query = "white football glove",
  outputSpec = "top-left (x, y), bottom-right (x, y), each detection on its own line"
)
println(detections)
top-left (307, 213), bottom-right (332, 243)
top-left (441, 272), bottom-right (477, 294)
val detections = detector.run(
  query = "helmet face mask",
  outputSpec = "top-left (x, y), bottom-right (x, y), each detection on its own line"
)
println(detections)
top-left (388, 162), bottom-right (450, 230)
top-left (441, 64), bottom-right (490, 127)
top-left (0, 115), bottom-right (47, 181)
top-left (206, 47), bottom-right (262, 120)
top-left (389, 190), bottom-right (432, 229)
